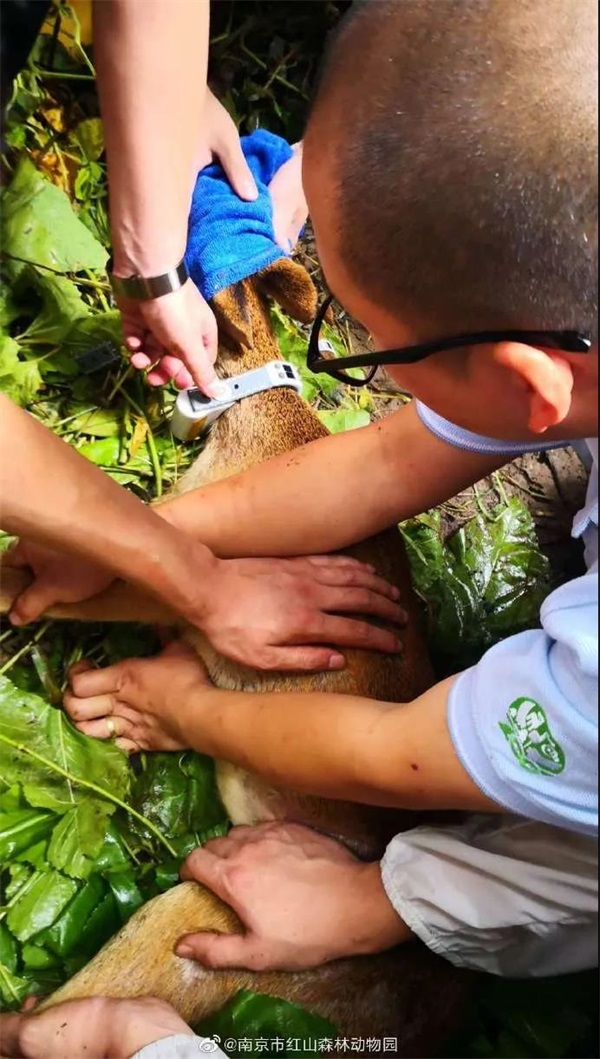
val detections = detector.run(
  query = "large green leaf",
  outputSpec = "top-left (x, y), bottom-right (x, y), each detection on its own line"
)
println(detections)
top-left (17, 268), bottom-right (89, 349)
top-left (6, 870), bottom-right (78, 943)
top-left (0, 333), bottom-right (43, 404)
top-left (127, 752), bottom-right (228, 848)
top-left (0, 808), bottom-right (55, 861)
top-left (318, 408), bottom-right (370, 434)
top-left (0, 677), bottom-right (129, 813)
top-left (1, 158), bottom-right (107, 273)
top-left (197, 990), bottom-right (336, 1057)
top-left (401, 498), bottom-right (552, 671)
top-left (47, 801), bottom-right (112, 880)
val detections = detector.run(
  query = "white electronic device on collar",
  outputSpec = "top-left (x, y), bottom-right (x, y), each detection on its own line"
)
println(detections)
top-left (170, 361), bottom-right (303, 441)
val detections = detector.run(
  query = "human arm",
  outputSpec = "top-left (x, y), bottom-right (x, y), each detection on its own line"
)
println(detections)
top-left (0, 996), bottom-right (201, 1059)
top-left (0, 395), bottom-right (218, 624)
top-left (64, 642), bottom-right (497, 814)
top-left (172, 817), bottom-right (598, 977)
top-left (93, 1), bottom-right (256, 393)
top-left (65, 568), bottom-right (597, 832)
top-left (154, 402), bottom-right (508, 557)
top-left (0, 397), bottom-right (403, 668)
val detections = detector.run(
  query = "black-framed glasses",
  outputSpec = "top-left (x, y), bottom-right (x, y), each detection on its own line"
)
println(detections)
top-left (307, 293), bottom-right (592, 387)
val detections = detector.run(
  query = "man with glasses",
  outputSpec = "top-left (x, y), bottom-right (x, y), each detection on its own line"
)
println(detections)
top-left (60, 0), bottom-right (598, 980)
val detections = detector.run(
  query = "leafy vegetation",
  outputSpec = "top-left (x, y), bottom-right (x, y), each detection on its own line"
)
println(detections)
top-left (0, 3), bottom-right (596, 1057)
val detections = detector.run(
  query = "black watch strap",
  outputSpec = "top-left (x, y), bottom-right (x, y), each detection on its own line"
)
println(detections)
top-left (108, 258), bottom-right (190, 301)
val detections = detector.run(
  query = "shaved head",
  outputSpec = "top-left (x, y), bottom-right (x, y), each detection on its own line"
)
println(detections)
top-left (305, 0), bottom-right (598, 339)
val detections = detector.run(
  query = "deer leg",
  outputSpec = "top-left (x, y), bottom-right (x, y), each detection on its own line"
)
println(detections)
top-left (41, 880), bottom-right (468, 1052)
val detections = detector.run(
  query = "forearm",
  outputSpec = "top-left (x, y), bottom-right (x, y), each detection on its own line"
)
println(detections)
top-left (181, 676), bottom-right (498, 813)
top-left (0, 396), bottom-right (217, 618)
top-left (156, 403), bottom-right (505, 557)
top-left (94, 0), bottom-right (209, 273)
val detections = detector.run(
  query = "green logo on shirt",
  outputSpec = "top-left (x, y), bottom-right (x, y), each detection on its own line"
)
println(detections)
top-left (499, 697), bottom-right (566, 776)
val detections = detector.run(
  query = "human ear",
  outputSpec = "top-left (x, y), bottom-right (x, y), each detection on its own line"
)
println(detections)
top-left (493, 342), bottom-right (574, 433)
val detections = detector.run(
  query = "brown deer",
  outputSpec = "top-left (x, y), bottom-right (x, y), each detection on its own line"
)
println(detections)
top-left (0, 259), bottom-right (469, 1055)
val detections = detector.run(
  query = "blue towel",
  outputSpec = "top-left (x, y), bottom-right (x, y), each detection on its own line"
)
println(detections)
top-left (185, 129), bottom-right (294, 301)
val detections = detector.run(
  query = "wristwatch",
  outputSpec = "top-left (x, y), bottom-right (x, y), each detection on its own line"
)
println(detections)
top-left (108, 257), bottom-right (190, 301)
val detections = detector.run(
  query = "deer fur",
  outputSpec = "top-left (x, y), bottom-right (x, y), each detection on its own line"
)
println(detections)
top-left (0, 259), bottom-right (468, 1053)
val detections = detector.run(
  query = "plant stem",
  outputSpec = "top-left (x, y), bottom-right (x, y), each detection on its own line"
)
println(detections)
top-left (0, 624), bottom-right (51, 676)
top-left (0, 733), bottom-right (177, 857)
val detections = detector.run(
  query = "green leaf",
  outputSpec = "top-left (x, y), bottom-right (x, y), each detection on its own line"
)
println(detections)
top-left (401, 498), bottom-right (552, 670)
top-left (0, 808), bottom-right (55, 861)
top-left (7, 870), bottom-right (78, 943)
top-left (196, 990), bottom-right (336, 1057)
top-left (0, 963), bottom-right (32, 1008)
top-left (317, 408), bottom-right (370, 434)
top-left (75, 118), bottom-right (105, 162)
top-left (68, 407), bottom-right (122, 438)
top-left (77, 436), bottom-right (121, 467)
top-left (47, 801), bottom-right (112, 880)
top-left (0, 333), bottom-right (43, 405)
top-left (1, 158), bottom-right (107, 273)
top-left (18, 268), bottom-right (89, 350)
top-left (127, 752), bottom-right (227, 850)
top-left (60, 311), bottom-right (122, 362)
top-left (21, 943), bottom-right (61, 971)
top-left (0, 676), bottom-right (130, 814)
top-left (107, 870), bottom-right (144, 922)
top-left (41, 876), bottom-right (106, 958)
top-left (0, 923), bottom-right (18, 973)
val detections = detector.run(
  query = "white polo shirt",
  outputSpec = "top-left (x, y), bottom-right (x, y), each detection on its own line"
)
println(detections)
top-left (417, 403), bottom-right (598, 837)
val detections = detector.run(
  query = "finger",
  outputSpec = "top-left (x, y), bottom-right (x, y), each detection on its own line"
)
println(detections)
top-left (115, 737), bottom-right (141, 754)
top-left (63, 690), bottom-right (117, 722)
top-left (311, 616), bottom-right (402, 654)
top-left (316, 588), bottom-right (407, 624)
top-left (76, 715), bottom-right (131, 741)
top-left (257, 647), bottom-right (346, 672)
top-left (130, 351), bottom-right (152, 370)
top-left (176, 932), bottom-right (267, 971)
top-left (9, 580), bottom-right (58, 626)
top-left (68, 660), bottom-right (95, 679)
top-left (200, 836), bottom-right (237, 858)
top-left (180, 847), bottom-right (229, 898)
top-left (160, 640), bottom-right (201, 663)
top-left (218, 140), bottom-right (258, 201)
top-left (67, 660), bottom-right (125, 698)
top-left (147, 356), bottom-right (184, 387)
top-left (302, 555), bottom-right (377, 574)
top-left (146, 356), bottom-right (193, 390)
top-left (125, 335), bottom-right (144, 353)
top-left (187, 309), bottom-right (221, 394)
top-left (311, 567), bottom-right (402, 601)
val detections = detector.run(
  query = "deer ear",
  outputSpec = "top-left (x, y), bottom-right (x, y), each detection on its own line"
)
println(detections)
top-left (256, 257), bottom-right (318, 324)
top-left (211, 282), bottom-right (254, 348)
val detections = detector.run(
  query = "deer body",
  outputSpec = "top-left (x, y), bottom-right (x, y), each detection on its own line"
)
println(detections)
top-left (0, 263), bottom-right (467, 1052)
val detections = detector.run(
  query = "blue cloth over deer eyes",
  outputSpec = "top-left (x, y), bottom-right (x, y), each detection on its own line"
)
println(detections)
top-left (185, 128), bottom-right (294, 302)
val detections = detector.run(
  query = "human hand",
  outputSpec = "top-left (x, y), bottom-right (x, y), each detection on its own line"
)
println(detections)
top-left (195, 90), bottom-right (258, 201)
top-left (176, 822), bottom-right (409, 971)
top-left (120, 91), bottom-right (258, 395)
top-left (201, 554), bottom-right (406, 670)
top-left (117, 278), bottom-right (223, 394)
top-left (4, 540), bottom-right (113, 626)
top-left (268, 143), bottom-right (308, 252)
top-left (0, 995), bottom-right (193, 1058)
top-left (63, 642), bottom-right (204, 754)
